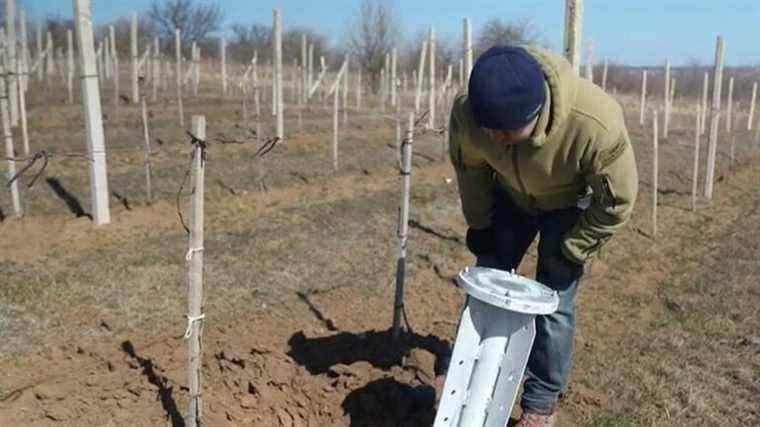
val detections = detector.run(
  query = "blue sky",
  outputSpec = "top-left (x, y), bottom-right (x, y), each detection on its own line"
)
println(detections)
top-left (19, 0), bottom-right (760, 66)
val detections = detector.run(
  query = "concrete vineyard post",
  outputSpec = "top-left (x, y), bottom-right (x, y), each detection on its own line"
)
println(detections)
top-left (6, 0), bottom-right (19, 127)
top-left (16, 59), bottom-right (30, 157)
top-left (140, 96), bottom-right (152, 203)
top-left (110, 26), bottom-right (118, 112)
top-left (692, 104), bottom-right (701, 211)
top-left (130, 12), bottom-right (139, 104)
top-left (585, 41), bottom-right (594, 82)
top-left (564, 0), bottom-right (583, 75)
top-left (273, 9), bottom-right (284, 140)
top-left (300, 34), bottom-right (307, 104)
top-left (463, 17), bottom-right (472, 89)
top-left (342, 57), bottom-right (349, 125)
top-left (601, 59), bottom-right (608, 91)
top-left (221, 37), bottom-right (227, 97)
top-left (704, 35), bottom-right (724, 200)
top-left (307, 43), bottom-right (313, 96)
top-left (175, 29), bottom-right (184, 128)
top-left (725, 76), bottom-right (734, 133)
top-left (356, 68), bottom-right (362, 109)
top-left (66, 29), bottom-right (74, 104)
top-left (700, 72), bottom-right (709, 135)
top-left (1, 54), bottom-right (22, 217)
top-left (640, 70), bottom-right (647, 125)
top-left (652, 110), bottom-right (658, 237)
top-left (391, 48), bottom-right (397, 106)
top-left (748, 82), bottom-right (757, 131)
top-left (664, 60), bottom-right (670, 138)
top-left (186, 115), bottom-right (206, 427)
top-left (19, 9), bottom-right (29, 92)
top-left (392, 111), bottom-right (414, 341)
top-left (152, 37), bottom-right (159, 102)
top-left (73, 0), bottom-right (111, 225)
top-left (332, 82), bottom-right (339, 171)
top-left (414, 40), bottom-right (427, 113)
top-left (35, 22), bottom-right (43, 82)
top-left (192, 43), bottom-right (199, 97)
top-left (428, 27), bottom-right (436, 129)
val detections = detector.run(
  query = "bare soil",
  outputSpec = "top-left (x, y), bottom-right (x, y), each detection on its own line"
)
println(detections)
top-left (1, 88), bottom-right (759, 426)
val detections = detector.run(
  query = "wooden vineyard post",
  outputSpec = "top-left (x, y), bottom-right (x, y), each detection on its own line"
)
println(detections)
top-left (175, 29), bottom-right (184, 128)
top-left (414, 40), bottom-right (427, 113)
top-left (66, 29), bottom-right (74, 104)
top-left (130, 12), bottom-right (139, 104)
top-left (1, 55), bottom-right (22, 217)
top-left (564, 0), bottom-right (583, 75)
top-left (273, 9), bottom-right (284, 140)
top-left (704, 35), bottom-right (724, 200)
top-left (748, 82), bottom-right (757, 131)
top-left (463, 17), bottom-right (473, 88)
top-left (140, 95), bottom-right (153, 203)
top-left (74, 0), bottom-right (111, 225)
top-left (185, 115), bottom-right (206, 427)
top-left (663, 60), bottom-right (670, 138)
top-left (16, 58), bottom-right (30, 157)
top-left (652, 110), bottom-right (658, 237)
top-left (6, 0), bottom-right (19, 127)
top-left (640, 70), bottom-right (647, 125)
top-left (428, 27), bottom-right (436, 129)
top-left (392, 111), bottom-right (414, 341)
top-left (692, 104), bottom-right (701, 212)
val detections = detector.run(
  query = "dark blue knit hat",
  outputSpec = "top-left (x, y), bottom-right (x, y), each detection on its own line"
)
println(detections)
top-left (468, 46), bottom-right (546, 131)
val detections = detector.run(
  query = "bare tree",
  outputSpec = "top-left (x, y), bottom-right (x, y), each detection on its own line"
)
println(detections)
top-left (147, 0), bottom-right (223, 45)
top-left (346, 0), bottom-right (401, 92)
top-left (95, 15), bottom-right (158, 56)
top-left (228, 23), bottom-right (330, 65)
top-left (476, 17), bottom-right (544, 54)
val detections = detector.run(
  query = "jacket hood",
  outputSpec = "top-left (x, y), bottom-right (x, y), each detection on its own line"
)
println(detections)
top-left (524, 46), bottom-right (578, 148)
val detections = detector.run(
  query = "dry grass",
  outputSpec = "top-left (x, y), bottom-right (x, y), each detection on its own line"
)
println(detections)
top-left (1, 74), bottom-right (759, 425)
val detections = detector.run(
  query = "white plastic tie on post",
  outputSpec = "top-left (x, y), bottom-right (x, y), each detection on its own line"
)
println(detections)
top-left (183, 313), bottom-right (205, 339)
top-left (185, 246), bottom-right (204, 262)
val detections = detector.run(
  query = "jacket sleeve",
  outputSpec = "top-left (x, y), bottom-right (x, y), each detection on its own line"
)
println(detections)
top-left (448, 97), bottom-right (496, 230)
top-left (562, 130), bottom-right (639, 264)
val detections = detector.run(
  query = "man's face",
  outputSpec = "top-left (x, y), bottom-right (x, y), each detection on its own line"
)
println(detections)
top-left (481, 115), bottom-right (539, 147)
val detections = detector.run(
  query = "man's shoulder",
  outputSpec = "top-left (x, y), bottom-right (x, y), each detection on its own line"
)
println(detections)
top-left (450, 92), bottom-right (476, 132)
top-left (568, 80), bottom-right (627, 140)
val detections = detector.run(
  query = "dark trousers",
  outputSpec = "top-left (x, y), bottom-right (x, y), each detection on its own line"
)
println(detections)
top-left (476, 190), bottom-right (584, 413)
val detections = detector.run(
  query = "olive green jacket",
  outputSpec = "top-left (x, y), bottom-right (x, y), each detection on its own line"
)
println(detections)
top-left (449, 46), bottom-right (638, 265)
